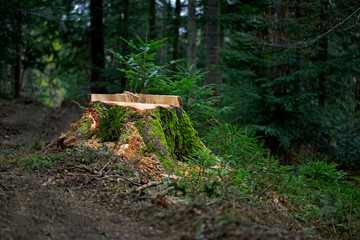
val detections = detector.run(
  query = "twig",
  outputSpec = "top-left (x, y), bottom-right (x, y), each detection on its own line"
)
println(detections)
top-left (261, 184), bottom-right (272, 197)
top-left (101, 174), bottom-right (141, 186)
top-left (0, 188), bottom-right (6, 196)
top-left (136, 181), bottom-right (161, 191)
top-left (74, 163), bottom-right (141, 186)
top-left (66, 172), bottom-right (89, 177)
top-left (76, 164), bottom-right (97, 174)
top-left (206, 199), bottom-right (220, 206)
top-left (99, 160), bottom-right (111, 175)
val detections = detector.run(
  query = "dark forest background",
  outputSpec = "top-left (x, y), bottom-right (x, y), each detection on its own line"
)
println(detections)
top-left (1, 0), bottom-right (360, 167)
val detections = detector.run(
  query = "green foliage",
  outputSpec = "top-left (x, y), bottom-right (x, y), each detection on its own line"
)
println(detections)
top-left (184, 149), bottom-right (218, 170)
top-left (72, 100), bottom-right (87, 110)
top-left (171, 121), bottom-right (360, 235)
top-left (220, 0), bottom-right (360, 166)
top-left (147, 64), bottom-right (221, 132)
top-left (109, 37), bottom-right (176, 93)
top-left (298, 159), bottom-right (346, 183)
top-left (110, 37), bottom-right (221, 137)
top-left (20, 154), bottom-right (64, 170)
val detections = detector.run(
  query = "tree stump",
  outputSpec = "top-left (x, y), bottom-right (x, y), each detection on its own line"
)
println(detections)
top-left (58, 92), bottom-right (208, 181)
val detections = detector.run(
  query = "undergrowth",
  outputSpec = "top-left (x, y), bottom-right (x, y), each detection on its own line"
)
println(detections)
top-left (169, 123), bottom-right (360, 236)
top-left (109, 37), bottom-right (360, 236)
top-left (20, 154), bottom-right (65, 170)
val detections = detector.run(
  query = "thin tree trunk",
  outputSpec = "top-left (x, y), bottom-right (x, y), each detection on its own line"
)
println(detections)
top-left (318, 37), bottom-right (328, 106)
top-left (172, 0), bottom-right (181, 60)
top-left (205, 0), bottom-right (220, 96)
top-left (123, 0), bottom-right (129, 49)
top-left (149, 0), bottom-right (156, 40)
top-left (122, 0), bottom-right (130, 89)
top-left (355, 77), bottom-right (360, 112)
top-left (271, 0), bottom-right (287, 102)
top-left (187, 0), bottom-right (197, 72)
top-left (90, 0), bottom-right (107, 93)
top-left (318, 0), bottom-right (328, 106)
top-left (159, 0), bottom-right (168, 64)
top-left (14, 18), bottom-right (22, 98)
top-left (356, 36), bottom-right (360, 112)
top-left (295, 0), bottom-right (305, 93)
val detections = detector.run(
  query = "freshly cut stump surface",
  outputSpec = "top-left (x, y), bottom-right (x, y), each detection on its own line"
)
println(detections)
top-left (58, 92), bottom-right (208, 181)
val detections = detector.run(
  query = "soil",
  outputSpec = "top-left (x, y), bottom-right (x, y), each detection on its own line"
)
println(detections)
top-left (0, 99), bottom-right (335, 239)
top-left (0, 99), bottom-right (83, 145)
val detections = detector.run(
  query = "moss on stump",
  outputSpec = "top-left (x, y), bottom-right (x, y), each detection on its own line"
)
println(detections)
top-left (58, 102), bottom-right (209, 180)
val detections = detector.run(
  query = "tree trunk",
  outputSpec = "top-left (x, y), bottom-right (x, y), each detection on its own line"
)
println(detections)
top-left (187, 0), bottom-right (197, 72)
top-left (172, 0), bottom-right (181, 60)
top-left (318, 0), bottom-right (329, 106)
top-left (205, 0), bottom-right (220, 96)
top-left (295, 0), bottom-right (305, 93)
top-left (355, 77), bottom-right (360, 112)
top-left (159, 0), bottom-right (169, 64)
top-left (149, 0), bottom-right (156, 40)
top-left (272, 0), bottom-right (287, 97)
top-left (318, 38), bottom-right (328, 106)
top-left (90, 0), bottom-right (107, 93)
top-left (123, 0), bottom-right (129, 51)
top-left (14, 18), bottom-right (22, 98)
top-left (121, 0), bottom-right (130, 89)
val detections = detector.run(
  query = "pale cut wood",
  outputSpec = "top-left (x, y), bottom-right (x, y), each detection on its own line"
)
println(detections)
top-left (90, 92), bottom-right (181, 108)
top-left (96, 101), bottom-right (172, 111)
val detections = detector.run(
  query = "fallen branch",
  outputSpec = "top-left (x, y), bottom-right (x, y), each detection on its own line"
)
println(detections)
top-left (206, 199), bottom-right (220, 206)
top-left (136, 181), bottom-right (161, 191)
top-left (74, 163), bottom-right (141, 186)
top-left (99, 160), bottom-right (111, 175)
top-left (101, 174), bottom-right (141, 186)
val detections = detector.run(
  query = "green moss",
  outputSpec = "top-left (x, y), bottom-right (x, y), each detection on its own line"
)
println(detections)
top-left (148, 112), bottom-right (169, 150)
top-left (78, 118), bottom-right (91, 135)
top-left (137, 149), bottom-right (145, 155)
top-left (95, 105), bottom-right (139, 142)
top-left (135, 120), bottom-right (144, 136)
top-left (118, 128), bottom-right (133, 143)
top-left (90, 102), bottom-right (210, 171)
top-left (155, 151), bottom-right (173, 170)
top-left (157, 107), bottom-right (206, 161)
top-left (140, 106), bottom-right (208, 169)
top-left (146, 140), bottom-right (155, 152)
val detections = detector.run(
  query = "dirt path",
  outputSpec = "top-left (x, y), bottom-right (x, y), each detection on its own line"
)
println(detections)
top-left (0, 170), bottom-right (157, 240)
top-left (0, 99), bottom-right (83, 145)
top-left (0, 100), bottom-right (327, 240)
top-left (0, 167), bottom-right (312, 240)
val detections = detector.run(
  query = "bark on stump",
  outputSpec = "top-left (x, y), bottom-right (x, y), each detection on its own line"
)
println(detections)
top-left (58, 92), bottom-right (208, 181)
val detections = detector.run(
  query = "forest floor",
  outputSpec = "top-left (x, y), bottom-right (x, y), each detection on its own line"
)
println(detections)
top-left (0, 99), bottom-right (336, 240)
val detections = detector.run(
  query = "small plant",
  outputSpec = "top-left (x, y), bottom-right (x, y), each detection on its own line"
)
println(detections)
top-left (299, 159), bottom-right (346, 183)
top-left (20, 154), bottom-right (64, 170)
top-left (109, 37), bottom-right (221, 135)
top-left (109, 37), bottom-right (176, 93)
top-left (72, 100), bottom-right (87, 110)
